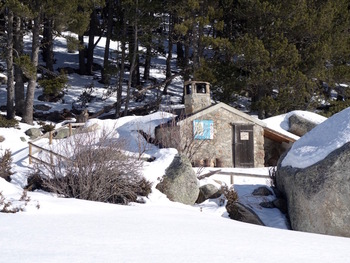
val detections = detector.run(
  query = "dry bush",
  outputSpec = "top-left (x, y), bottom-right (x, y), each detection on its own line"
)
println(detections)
top-left (269, 166), bottom-right (277, 187)
top-left (156, 114), bottom-right (213, 164)
top-left (31, 126), bottom-right (152, 204)
top-left (0, 149), bottom-right (14, 182)
top-left (0, 190), bottom-right (38, 213)
top-left (223, 186), bottom-right (238, 204)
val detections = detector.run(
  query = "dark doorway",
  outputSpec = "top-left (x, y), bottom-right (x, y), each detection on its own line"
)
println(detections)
top-left (233, 124), bottom-right (254, 167)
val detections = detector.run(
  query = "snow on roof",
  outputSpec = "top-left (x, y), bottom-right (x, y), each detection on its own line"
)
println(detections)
top-left (262, 110), bottom-right (327, 142)
top-left (282, 107), bottom-right (350, 169)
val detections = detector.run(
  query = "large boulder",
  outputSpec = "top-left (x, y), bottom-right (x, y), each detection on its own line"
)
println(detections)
top-left (288, 114), bottom-right (318, 137)
top-left (156, 154), bottom-right (199, 205)
top-left (276, 142), bottom-right (350, 237)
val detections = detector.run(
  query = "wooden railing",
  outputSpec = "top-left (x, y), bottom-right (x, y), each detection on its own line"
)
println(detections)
top-left (198, 169), bottom-right (270, 184)
top-left (28, 122), bottom-right (86, 165)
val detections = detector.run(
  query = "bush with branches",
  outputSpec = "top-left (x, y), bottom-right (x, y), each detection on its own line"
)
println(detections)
top-left (38, 71), bottom-right (68, 97)
top-left (0, 115), bottom-right (19, 128)
top-left (0, 149), bottom-right (14, 182)
top-left (156, 114), bottom-right (214, 164)
top-left (0, 190), bottom-right (39, 213)
top-left (30, 126), bottom-right (152, 205)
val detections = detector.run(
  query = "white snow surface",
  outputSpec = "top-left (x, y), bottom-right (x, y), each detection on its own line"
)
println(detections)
top-left (282, 107), bottom-right (350, 168)
top-left (1, 113), bottom-right (350, 262)
top-left (1, 34), bottom-right (350, 263)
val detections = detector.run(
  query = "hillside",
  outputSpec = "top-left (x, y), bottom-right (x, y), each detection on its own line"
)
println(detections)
top-left (1, 35), bottom-right (350, 262)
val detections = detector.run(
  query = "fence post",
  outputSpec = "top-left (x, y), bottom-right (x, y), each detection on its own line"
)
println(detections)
top-left (230, 174), bottom-right (234, 185)
top-left (29, 143), bottom-right (32, 164)
top-left (49, 131), bottom-right (53, 145)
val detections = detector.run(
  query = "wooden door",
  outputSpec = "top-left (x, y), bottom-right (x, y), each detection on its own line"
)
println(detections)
top-left (233, 124), bottom-right (254, 168)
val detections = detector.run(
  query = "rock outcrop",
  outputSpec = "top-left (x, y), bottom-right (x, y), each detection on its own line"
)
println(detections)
top-left (288, 114), bottom-right (318, 137)
top-left (276, 142), bottom-right (350, 237)
top-left (156, 154), bottom-right (199, 205)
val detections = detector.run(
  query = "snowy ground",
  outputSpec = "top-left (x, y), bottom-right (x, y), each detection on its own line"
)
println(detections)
top-left (1, 113), bottom-right (350, 263)
top-left (1, 34), bottom-right (350, 262)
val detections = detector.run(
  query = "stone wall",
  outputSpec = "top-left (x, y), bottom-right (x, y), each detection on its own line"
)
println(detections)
top-left (264, 138), bottom-right (293, 166)
top-left (179, 108), bottom-right (265, 167)
top-left (184, 94), bottom-right (211, 115)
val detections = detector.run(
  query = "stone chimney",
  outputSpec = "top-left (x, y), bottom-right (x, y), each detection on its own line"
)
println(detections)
top-left (184, 81), bottom-right (211, 115)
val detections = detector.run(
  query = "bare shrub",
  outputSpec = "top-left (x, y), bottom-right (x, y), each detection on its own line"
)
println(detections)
top-left (223, 186), bottom-right (238, 204)
top-left (156, 113), bottom-right (214, 164)
top-left (0, 190), bottom-right (38, 213)
top-left (269, 166), bottom-right (277, 187)
top-left (0, 149), bottom-right (14, 182)
top-left (31, 126), bottom-right (151, 204)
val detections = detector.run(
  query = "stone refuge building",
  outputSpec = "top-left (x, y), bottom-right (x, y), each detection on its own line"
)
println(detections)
top-left (155, 81), bottom-right (296, 168)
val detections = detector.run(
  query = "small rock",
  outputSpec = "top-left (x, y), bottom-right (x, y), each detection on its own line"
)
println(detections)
top-left (54, 128), bottom-right (70, 139)
top-left (273, 198), bottom-right (288, 214)
top-left (226, 201), bottom-right (265, 226)
top-left (25, 128), bottom-right (42, 139)
top-left (196, 184), bottom-right (221, 204)
top-left (34, 104), bottom-right (51, 111)
top-left (260, 201), bottom-right (275, 208)
top-left (252, 186), bottom-right (273, 196)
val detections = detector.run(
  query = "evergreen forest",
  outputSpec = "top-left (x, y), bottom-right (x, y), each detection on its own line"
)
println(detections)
top-left (1, 0), bottom-right (350, 124)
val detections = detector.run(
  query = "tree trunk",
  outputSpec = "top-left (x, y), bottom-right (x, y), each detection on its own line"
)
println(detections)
top-left (6, 9), bottom-right (15, 119)
top-left (183, 33), bottom-right (191, 81)
top-left (115, 3), bottom-right (126, 118)
top-left (42, 18), bottom-right (54, 72)
top-left (176, 41), bottom-right (184, 65)
top-left (143, 42), bottom-right (151, 80)
top-left (22, 16), bottom-right (40, 125)
top-left (116, 39), bottom-right (126, 118)
top-left (87, 9), bottom-right (98, 75)
top-left (78, 35), bottom-right (86, 75)
top-left (163, 14), bottom-right (173, 95)
top-left (101, 0), bottom-right (114, 84)
top-left (14, 16), bottom-right (25, 116)
top-left (132, 52), bottom-right (140, 87)
top-left (124, 0), bottom-right (138, 116)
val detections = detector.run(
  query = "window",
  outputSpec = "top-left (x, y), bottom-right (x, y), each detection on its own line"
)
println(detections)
top-left (193, 120), bottom-right (214, 140)
top-left (185, 84), bottom-right (192, 95)
top-left (196, 83), bottom-right (206, 94)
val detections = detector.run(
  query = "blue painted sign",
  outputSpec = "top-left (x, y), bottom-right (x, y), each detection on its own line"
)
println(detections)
top-left (193, 120), bottom-right (214, 140)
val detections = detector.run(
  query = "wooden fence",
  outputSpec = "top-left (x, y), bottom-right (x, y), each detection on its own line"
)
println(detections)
top-left (198, 169), bottom-right (271, 185)
top-left (28, 122), bottom-right (85, 165)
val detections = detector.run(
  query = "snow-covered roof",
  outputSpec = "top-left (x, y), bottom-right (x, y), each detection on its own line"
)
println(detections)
top-left (262, 110), bottom-right (327, 143)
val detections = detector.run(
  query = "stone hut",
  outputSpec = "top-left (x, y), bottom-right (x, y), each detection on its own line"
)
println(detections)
top-left (156, 81), bottom-right (296, 168)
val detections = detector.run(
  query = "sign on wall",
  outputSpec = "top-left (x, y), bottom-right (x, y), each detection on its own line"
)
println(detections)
top-left (193, 120), bottom-right (214, 140)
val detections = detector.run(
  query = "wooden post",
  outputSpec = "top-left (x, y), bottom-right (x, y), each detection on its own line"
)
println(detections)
top-left (230, 174), bottom-right (234, 185)
top-left (69, 123), bottom-right (72, 136)
top-left (29, 143), bottom-right (32, 164)
top-left (49, 131), bottom-right (53, 145)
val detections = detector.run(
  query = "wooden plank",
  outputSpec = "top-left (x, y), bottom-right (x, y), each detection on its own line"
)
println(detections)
top-left (264, 127), bottom-right (296, 143)
top-left (217, 171), bottom-right (270, 179)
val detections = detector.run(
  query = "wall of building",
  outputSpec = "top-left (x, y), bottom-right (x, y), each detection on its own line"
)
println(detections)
top-left (178, 107), bottom-right (265, 168)
top-left (264, 138), bottom-right (293, 166)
